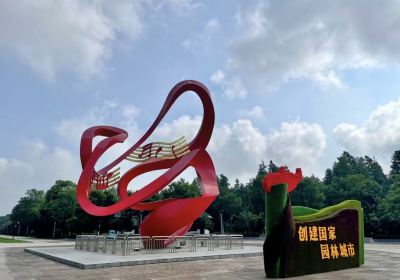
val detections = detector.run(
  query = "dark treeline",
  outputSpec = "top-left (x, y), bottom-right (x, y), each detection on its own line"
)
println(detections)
top-left (1, 150), bottom-right (399, 238)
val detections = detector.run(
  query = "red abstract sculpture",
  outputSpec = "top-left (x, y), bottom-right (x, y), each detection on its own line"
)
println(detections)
top-left (77, 80), bottom-right (219, 238)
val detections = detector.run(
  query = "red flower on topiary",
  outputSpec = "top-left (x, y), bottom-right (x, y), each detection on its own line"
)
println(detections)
top-left (262, 167), bottom-right (303, 193)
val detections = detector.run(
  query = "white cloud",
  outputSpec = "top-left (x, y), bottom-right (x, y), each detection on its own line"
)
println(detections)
top-left (334, 98), bottom-right (400, 168)
top-left (240, 105), bottom-right (265, 119)
top-left (0, 0), bottom-right (143, 81)
top-left (121, 105), bottom-right (141, 127)
top-left (152, 115), bottom-right (202, 143)
top-left (224, 77), bottom-right (247, 99)
top-left (56, 101), bottom-right (141, 145)
top-left (206, 19), bottom-right (220, 31)
top-left (312, 71), bottom-right (345, 89)
top-left (181, 18), bottom-right (220, 51)
top-left (55, 100), bottom-right (143, 173)
top-left (150, 0), bottom-right (202, 15)
top-left (0, 100), bottom-right (144, 214)
top-left (56, 101), bottom-right (117, 145)
top-left (230, 0), bottom-right (400, 91)
top-left (266, 120), bottom-right (327, 175)
top-left (210, 70), bottom-right (225, 84)
top-left (210, 70), bottom-right (247, 99)
top-left (150, 116), bottom-right (327, 181)
top-left (0, 140), bottom-right (79, 215)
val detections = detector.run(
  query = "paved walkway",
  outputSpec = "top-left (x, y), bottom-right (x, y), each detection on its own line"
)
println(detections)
top-left (0, 235), bottom-right (74, 249)
top-left (0, 248), bottom-right (13, 280)
top-left (1, 236), bottom-right (399, 279)
top-left (0, 235), bottom-right (74, 280)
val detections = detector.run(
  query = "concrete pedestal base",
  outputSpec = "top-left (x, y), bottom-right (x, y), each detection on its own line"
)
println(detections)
top-left (25, 246), bottom-right (263, 269)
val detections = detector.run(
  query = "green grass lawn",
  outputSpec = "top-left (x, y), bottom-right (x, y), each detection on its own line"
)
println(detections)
top-left (0, 237), bottom-right (29, 243)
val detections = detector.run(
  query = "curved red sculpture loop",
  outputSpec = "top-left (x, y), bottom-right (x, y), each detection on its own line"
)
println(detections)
top-left (77, 80), bottom-right (219, 238)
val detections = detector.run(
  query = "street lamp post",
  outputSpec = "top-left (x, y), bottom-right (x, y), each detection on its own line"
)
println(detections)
top-left (12, 224), bottom-right (16, 239)
top-left (52, 221), bottom-right (57, 239)
top-left (219, 212), bottom-right (224, 234)
top-left (17, 222), bottom-right (20, 236)
top-left (98, 219), bottom-right (101, 235)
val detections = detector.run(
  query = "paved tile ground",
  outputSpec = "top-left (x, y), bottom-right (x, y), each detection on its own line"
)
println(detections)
top-left (1, 236), bottom-right (399, 280)
top-left (3, 246), bottom-right (400, 280)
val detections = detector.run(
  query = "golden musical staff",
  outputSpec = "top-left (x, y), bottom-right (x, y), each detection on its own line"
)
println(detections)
top-left (126, 136), bottom-right (190, 162)
top-left (90, 167), bottom-right (121, 190)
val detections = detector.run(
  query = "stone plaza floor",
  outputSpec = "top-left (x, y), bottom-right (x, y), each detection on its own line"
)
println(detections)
top-left (0, 236), bottom-right (399, 280)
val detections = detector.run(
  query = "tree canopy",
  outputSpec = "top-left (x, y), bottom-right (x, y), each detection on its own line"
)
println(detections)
top-left (2, 150), bottom-right (399, 238)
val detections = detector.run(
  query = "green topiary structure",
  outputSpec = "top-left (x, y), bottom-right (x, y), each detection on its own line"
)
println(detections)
top-left (263, 167), bottom-right (364, 278)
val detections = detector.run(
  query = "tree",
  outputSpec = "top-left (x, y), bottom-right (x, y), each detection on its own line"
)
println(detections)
top-left (160, 178), bottom-right (200, 199)
top-left (233, 210), bottom-right (263, 236)
top-left (389, 150), bottom-right (400, 179)
top-left (65, 189), bottom-right (119, 236)
top-left (234, 178), bottom-right (244, 189)
top-left (207, 175), bottom-right (242, 233)
top-left (258, 161), bottom-right (267, 176)
top-left (246, 175), bottom-right (265, 215)
top-left (39, 180), bottom-right (77, 237)
top-left (332, 151), bottom-right (359, 178)
top-left (378, 178), bottom-right (400, 235)
top-left (325, 174), bottom-right (383, 234)
top-left (357, 156), bottom-right (388, 187)
top-left (7, 148), bottom-right (400, 238)
top-left (323, 168), bottom-right (333, 185)
top-left (233, 178), bottom-right (248, 206)
top-left (10, 189), bottom-right (45, 236)
top-left (0, 215), bottom-right (11, 234)
top-left (267, 160), bottom-right (279, 173)
top-left (331, 152), bottom-right (388, 186)
top-left (291, 176), bottom-right (326, 209)
top-left (192, 212), bottom-right (213, 232)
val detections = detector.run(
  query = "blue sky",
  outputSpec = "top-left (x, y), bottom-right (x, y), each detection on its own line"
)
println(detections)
top-left (2, 0), bottom-right (400, 215)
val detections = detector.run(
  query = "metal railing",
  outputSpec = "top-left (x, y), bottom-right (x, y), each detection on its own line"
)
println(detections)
top-left (75, 234), bottom-right (244, 256)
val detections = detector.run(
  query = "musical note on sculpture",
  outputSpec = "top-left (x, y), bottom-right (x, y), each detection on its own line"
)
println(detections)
top-left (88, 138), bottom-right (190, 190)
top-left (126, 136), bottom-right (190, 162)
top-left (171, 145), bottom-right (177, 158)
top-left (139, 143), bottom-right (153, 159)
top-left (155, 146), bottom-right (163, 158)
top-left (90, 167), bottom-right (120, 190)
